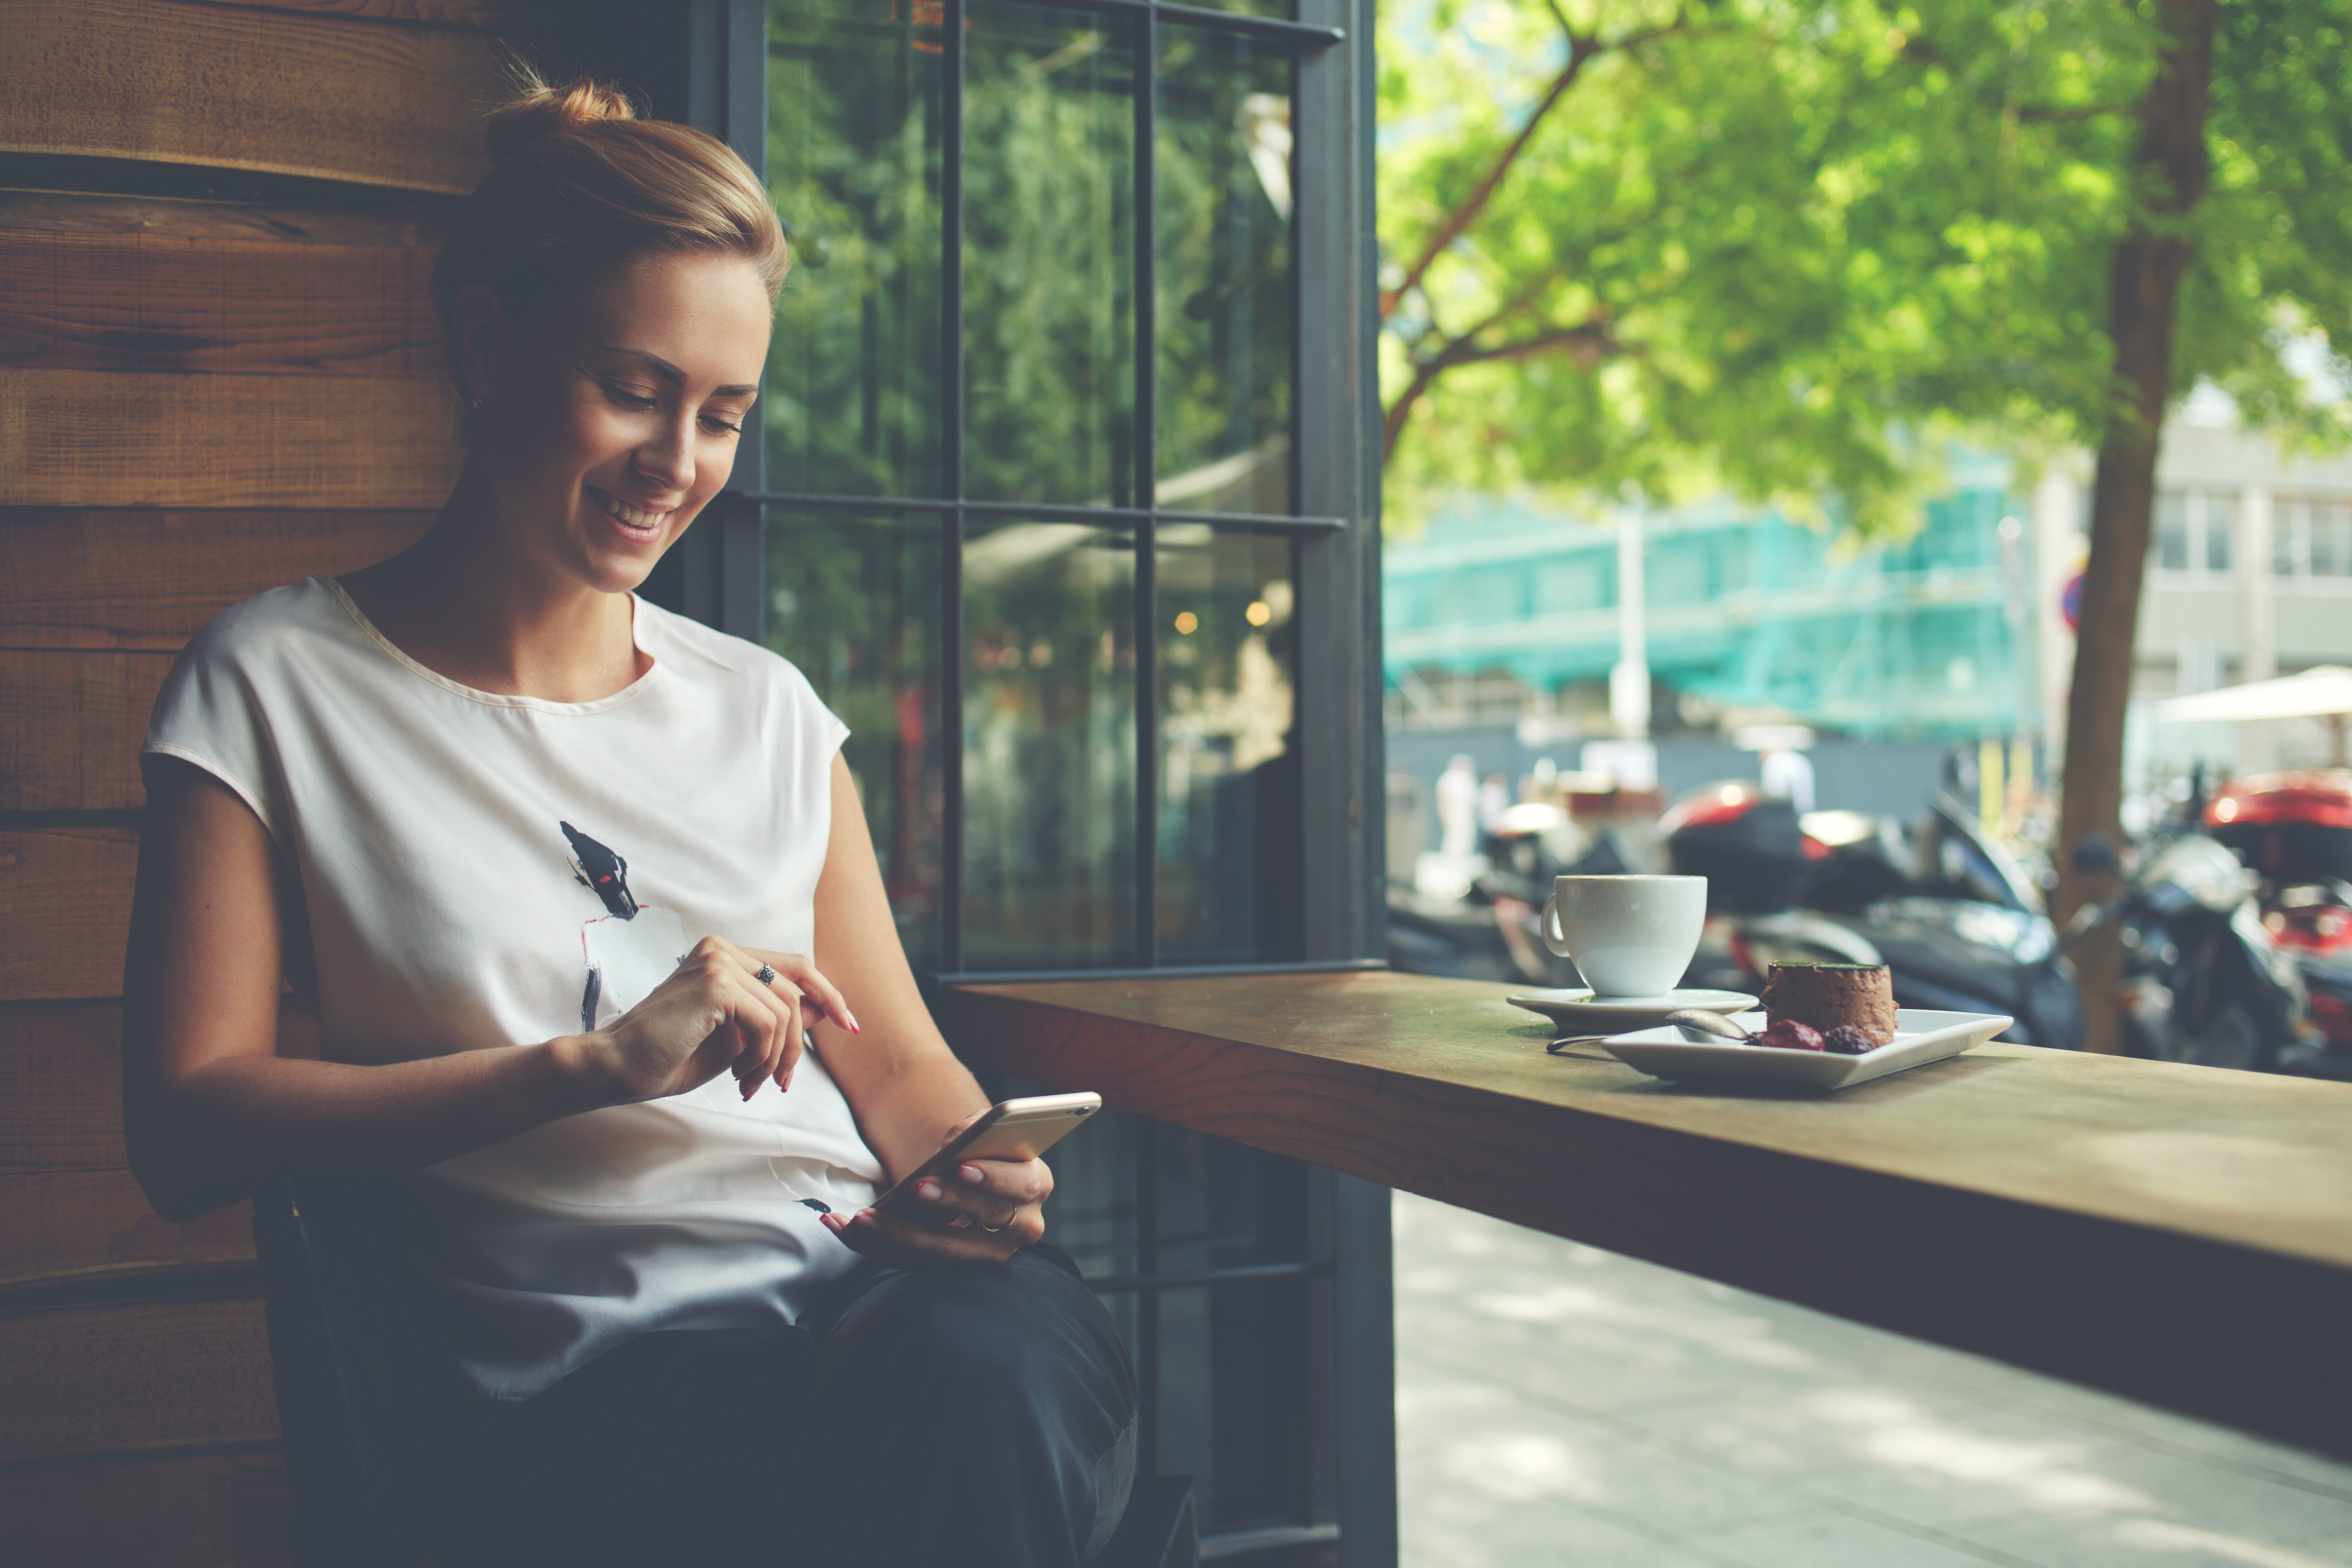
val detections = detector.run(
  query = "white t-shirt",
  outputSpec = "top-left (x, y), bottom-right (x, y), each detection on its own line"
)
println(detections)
top-left (143, 576), bottom-right (885, 1400)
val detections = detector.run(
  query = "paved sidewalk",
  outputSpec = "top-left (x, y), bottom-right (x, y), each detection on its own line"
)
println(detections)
top-left (1394, 1190), bottom-right (2352, 1568)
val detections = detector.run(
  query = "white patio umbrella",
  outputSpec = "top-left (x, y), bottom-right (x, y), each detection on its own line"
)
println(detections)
top-left (2158, 666), bottom-right (2352, 767)
top-left (2157, 666), bottom-right (2352, 723)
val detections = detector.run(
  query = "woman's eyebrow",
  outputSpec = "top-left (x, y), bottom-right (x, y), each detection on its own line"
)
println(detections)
top-left (595, 346), bottom-right (758, 398)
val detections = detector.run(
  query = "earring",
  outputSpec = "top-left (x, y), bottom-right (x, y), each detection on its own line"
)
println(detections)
top-left (465, 388), bottom-right (488, 414)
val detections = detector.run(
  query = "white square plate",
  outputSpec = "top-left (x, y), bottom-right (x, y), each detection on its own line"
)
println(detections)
top-left (1601, 1009), bottom-right (2015, 1091)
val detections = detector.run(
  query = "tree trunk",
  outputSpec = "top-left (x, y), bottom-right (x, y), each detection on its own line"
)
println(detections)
top-left (2054, 0), bottom-right (2216, 1054)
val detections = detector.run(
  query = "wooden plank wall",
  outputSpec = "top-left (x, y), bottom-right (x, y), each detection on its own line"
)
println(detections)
top-left (0, 1), bottom-right (541, 1560)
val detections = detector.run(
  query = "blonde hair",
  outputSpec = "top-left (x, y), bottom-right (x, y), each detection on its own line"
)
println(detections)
top-left (434, 71), bottom-right (788, 376)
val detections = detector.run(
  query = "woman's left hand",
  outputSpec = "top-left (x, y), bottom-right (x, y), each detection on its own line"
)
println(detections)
top-left (819, 1138), bottom-right (1052, 1266)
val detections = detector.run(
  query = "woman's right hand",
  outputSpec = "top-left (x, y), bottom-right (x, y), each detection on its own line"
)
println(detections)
top-left (578, 936), bottom-right (852, 1105)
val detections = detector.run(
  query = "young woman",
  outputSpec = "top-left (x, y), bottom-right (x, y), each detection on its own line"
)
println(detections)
top-left (121, 76), bottom-right (1134, 1567)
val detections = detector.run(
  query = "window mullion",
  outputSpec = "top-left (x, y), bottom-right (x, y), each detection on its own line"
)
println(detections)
top-left (941, 0), bottom-right (969, 973)
top-left (1134, 8), bottom-right (1160, 968)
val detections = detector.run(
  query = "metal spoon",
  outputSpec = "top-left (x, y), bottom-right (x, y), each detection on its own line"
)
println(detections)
top-left (1546, 1034), bottom-right (1617, 1060)
top-left (1665, 1008), bottom-right (1752, 1044)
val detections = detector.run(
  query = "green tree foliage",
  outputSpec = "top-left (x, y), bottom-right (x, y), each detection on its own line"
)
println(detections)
top-left (1375, 0), bottom-right (2351, 536)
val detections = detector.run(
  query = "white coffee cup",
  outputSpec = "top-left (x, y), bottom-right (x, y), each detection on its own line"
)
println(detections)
top-left (1538, 875), bottom-right (1707, 998)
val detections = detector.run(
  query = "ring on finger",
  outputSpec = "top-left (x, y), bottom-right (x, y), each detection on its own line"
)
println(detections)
top-left (979, 1222), bottom-right (1004, 1233)
top-left (754, 963), bottom-right (778, 986)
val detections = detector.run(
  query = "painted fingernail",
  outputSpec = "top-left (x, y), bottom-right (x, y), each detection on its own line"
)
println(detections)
top-left (916, 1180), bottom-right (942, 1202)
top-left (820, 1212), bottom-right (842, 1232)
top-left (958, 1164), bottom-right (985, 1185)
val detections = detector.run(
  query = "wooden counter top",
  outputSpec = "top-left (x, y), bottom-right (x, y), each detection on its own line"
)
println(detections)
top-left (942, 970), bottom-right (2352, 1459)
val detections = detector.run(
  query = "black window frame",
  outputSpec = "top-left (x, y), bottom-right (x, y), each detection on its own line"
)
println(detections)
top-left (606, 0), bottom-right (1393, 1557)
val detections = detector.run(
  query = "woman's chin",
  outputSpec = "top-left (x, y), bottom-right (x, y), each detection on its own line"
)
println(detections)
top-left (573, 535), bottom-right (669, 595)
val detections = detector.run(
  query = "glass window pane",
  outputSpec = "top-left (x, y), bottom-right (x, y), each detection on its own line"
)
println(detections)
top-left (2275, 503), bottom-right (2305, 576)
top-left (1152, 1124), bottom-right (1309, 1274)
top-left (1158, 527), bottom-right (1300, 961)
top-left (2154, 491), bottom-right (2190, 572)
top-left (963, 6), bottom-right (1137, 507)
top-left (2204, 492), bottom-right (2234, 572)
top-left (963, 521), bottom-right (1137, 967)
top-left (1168, 0), bottom-right (1298, 18)
top-left (763, 510), bottom-right (948, 966)
top-left (1152, 1128), bottom-right (1312, 1533)
top-left (1156, 1278), bottom-right (1313, 1534)
top-left (767, 0), bottom-right (944, 497)
top-left (2319, 502), bottom-right (2352, 576)
top-left (1157, 29), bottom-right (1295, 515)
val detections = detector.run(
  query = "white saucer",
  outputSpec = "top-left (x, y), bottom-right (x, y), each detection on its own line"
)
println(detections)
top-left (1505, 988), bottom-right (1760, 1030)
top-left (1602, 1009), bottom-right (2013, 1091)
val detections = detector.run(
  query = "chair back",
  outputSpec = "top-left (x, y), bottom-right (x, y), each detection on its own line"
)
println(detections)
top-left (251, 1172), bottom-right (454, 1568)
top-left (1092, 1473), bottom-right (1198, 1568)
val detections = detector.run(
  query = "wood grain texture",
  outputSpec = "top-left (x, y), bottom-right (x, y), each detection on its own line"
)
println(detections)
top-left (942, 972), bottom-right (2352, 1459)
top-left (0, 219), bottom-right (442, 378)
top-left (0, 189), bottom-right (452, 249)
top-left (0, 508), bottom-right (432, 650)
top-left (0, 1002), bottom-right (279, 1288)
top-left (0, 368), bottom-right (462, 508)
top-left (0, 651), bottom-right (172, 811)
top-left (0, 1003), bottom-right (124, 1173)
top-left (5, 1448), bottom-right (288, 1568)
top-left (0, 1173), bottom-right (255, 1290)
top-left (0, 826), bottom-right (139, 1002)
top-left (0, 1296), bottom-right (278, 1464)
top-left (196, 0), bottom-right (540, 30)
top-left (1, 0), bottom-right (502, 193)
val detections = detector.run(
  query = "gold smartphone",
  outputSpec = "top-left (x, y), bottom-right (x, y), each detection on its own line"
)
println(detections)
top-left (871, 1092), bottom-right (1104, 1218)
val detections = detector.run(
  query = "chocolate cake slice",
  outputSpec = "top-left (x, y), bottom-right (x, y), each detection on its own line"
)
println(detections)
top-left (1762, 962), bottom-right (1896, 1047)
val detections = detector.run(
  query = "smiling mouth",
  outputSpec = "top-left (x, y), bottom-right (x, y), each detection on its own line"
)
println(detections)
top-left (589, 486), bottom-right (675, 532)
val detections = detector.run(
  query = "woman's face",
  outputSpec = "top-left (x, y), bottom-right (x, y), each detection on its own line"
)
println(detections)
top-left (463, 251), bottom-right (773, 596)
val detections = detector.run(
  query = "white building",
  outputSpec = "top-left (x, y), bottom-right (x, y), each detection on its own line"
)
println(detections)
top-left (2032, 419), bottom-right (2352, 789)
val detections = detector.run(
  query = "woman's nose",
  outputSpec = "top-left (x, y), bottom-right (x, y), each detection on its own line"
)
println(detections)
top-left (634, 415), bottom-right (695, 493)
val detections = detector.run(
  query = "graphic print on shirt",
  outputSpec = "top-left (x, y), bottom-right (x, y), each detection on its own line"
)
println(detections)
top-left (562, 821), bottom-right (691, 1032)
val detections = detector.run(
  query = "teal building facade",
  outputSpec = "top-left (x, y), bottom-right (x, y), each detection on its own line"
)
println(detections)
top-left (1383, 457), bottom-right (2032, 744)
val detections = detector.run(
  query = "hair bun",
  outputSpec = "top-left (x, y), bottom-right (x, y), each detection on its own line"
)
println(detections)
top-left (485, 73), bottom-right (638, 166)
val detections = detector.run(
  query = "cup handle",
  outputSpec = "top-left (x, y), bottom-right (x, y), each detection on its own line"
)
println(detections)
top-left (1539, 893), bottom-right (1572, 958)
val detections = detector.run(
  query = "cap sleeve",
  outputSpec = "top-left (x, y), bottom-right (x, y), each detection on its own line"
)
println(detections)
top-left (778, 655), bottom-right (851, 761)
top-left (142, 600), bottom-right (294, 850)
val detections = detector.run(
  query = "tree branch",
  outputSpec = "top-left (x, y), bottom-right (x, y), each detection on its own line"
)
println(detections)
top-left (1379, 8), bottom-right (1690, 321)
top-left (2015, 100), bottom-right (2136, 125)
top-left (1445, 319), bottom-right (1622, 369)
top-left (1380, 312), bottom-right (1622, 460)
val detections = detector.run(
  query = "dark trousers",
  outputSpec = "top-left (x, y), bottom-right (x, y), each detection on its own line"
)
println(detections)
top-left (432, 1248), bottom-right (1137, 1568)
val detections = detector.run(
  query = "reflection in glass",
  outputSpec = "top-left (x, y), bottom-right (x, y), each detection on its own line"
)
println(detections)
top-left (1163, 0), bottom-right (1298, 17)
top-left (763, 510), bottom-right (947, 966)
top-left (1154, 1126), bottom-right (1313, 1532)
top-left (1158, 29), bottom-right (1294, 515)
top-left (1159, 528), bottom-right (1300, 960)
top-left (1158, 1277), bottom-right (1313, 1533)
top-left (964, 6), bottom-right (1137, 506)
top-left (767, 0), bottom-right (944, 497)
top-left (963, 521), bottom-right (1137, 966)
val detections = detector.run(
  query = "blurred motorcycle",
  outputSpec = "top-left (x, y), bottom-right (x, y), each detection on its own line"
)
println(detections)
top-left (2200, 771), bottom-right (2352, 1077)
top-left (2069, 828), bottom-right (2310, 1074)
top-left (1664, 781), bottom-right (2086, 1049)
